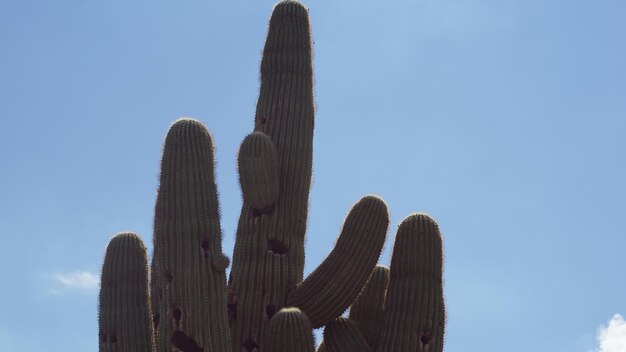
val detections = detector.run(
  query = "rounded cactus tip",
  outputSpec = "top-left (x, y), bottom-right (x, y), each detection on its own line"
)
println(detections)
top-left (107, 232), bottom-right (145, 248)
top-left (171, 117), bottom-right (204, 128)
top-left (211, 253), bottom-right (230, 272)
top-left (110, 231), bottom-right (139, 240)
top-left (166, 117), bottom-right (209, 135)
top-left (372, 264), bottom-right (390, 274)
top-left (399, 212), bottom-right (440, 230)
top-left (163, 117), bottom-right (214, 148)
top-left (356, 194), bottom-right (389, 216)
top-left (271, 307), bottom-right (312, 327)
top-left (278, 307), bottom-right (304, 314)
top-left (274, 0), bottom-right (308, 13)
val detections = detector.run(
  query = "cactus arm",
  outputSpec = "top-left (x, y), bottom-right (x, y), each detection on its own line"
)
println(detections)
top-left (99, 232), bottom-right (154, 352)
top-left (229, 1), bottom-right (315, 350)
top-left (264, 307), bottom-right (315, 352)
top-left (238, 132), bottom-right (280, 213)
top-left (376, 214), bottom-right (445, 352)
top-left (152, 118), bottom-right (230, 351)
top-left (286, 196), bottom-right (389, 328)
top-left (323, 318), bottom-right (371, 352)
top-left (348, 265), bottom-right (390, 349)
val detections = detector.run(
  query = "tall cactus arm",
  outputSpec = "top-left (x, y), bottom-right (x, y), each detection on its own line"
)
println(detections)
top-left (152, 118), bottom-right (230, 352)
top-left (229, 1), bottom-right (315, 350)
top-left (376, 214), bottom-right (445, 352)
top-left (99, 232), bottom-right (154, 352)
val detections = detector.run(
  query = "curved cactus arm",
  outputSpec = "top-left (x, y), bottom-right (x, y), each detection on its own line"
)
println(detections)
top-left (376, 214), bottom-right (445, 352)
top-left (323, 318), bottom-right (371, 352)
top-left (152, 118), bottom-right (230, 351)
top-left (99, 232), bottom-right (154, 352)
top-left (348, 265), bottom-right (390, 349)
top-left (264, 307), bottom-right (315, 352)
top-left (286, 196), bottom-right (389, 328)
top-left (229, 1), bottom-right (315, 350)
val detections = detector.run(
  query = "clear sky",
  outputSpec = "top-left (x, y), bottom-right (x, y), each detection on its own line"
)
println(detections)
top-left (1, 0), bottom-right (625, 351)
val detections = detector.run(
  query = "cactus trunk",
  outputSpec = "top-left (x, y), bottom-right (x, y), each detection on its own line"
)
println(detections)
top-left (228, 2), bottom-right (314, 350)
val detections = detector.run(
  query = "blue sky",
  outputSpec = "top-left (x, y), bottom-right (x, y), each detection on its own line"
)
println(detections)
top-left (1, 0), bottom-right (625, 351)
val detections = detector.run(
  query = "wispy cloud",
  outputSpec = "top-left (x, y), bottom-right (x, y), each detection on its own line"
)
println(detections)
top-left (52, 271), bottom-right (99, 293)
top-left (594, 314), bottom-right (626, 352)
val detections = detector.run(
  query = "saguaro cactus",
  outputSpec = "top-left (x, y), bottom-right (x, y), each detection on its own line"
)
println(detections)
top-left (99, 232), bottom-right (154, 352)
top-left (97, 1), bottom-right (446, 352)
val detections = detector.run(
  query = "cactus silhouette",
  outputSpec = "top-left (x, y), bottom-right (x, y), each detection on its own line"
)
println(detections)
top-left (152, 118), bottom-right (231, 351)
top-left (377, 214), bottom-right (445, 352)
top-left (97, 1), bottom-right (445, 352)
top-left (99, 232), bottom-right (154, 352)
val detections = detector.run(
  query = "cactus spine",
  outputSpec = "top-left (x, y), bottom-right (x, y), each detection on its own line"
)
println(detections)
top-left (99, 232), bottom-right (154, 352)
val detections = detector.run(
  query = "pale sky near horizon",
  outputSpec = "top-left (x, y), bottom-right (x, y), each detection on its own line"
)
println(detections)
top-left (1, 1), bottom-right (625, 351)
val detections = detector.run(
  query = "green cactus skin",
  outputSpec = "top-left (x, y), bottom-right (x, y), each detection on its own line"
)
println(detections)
top-left (99, 232), bottom-right (154, 352)
top-left (152, 118), bottom-right (230, 351)
top-left (348, 265), bottom-right (390, 349)
top-left (264, 307), bottom-right (314, 352)
top-left (376, 214), bottom-right (445, 352)
top-left (228, 1), bottom-right (315, 350)
top-left (238, 132), bottom-right (280, 212)
top-left (317, 267), bottom-right (389, 351)
top-left (149, 254), bottom-right (160, 348)
top-left (286, 196), bottom-right (389, 328)
top-left (323, 318), bottom-right (371, 352)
